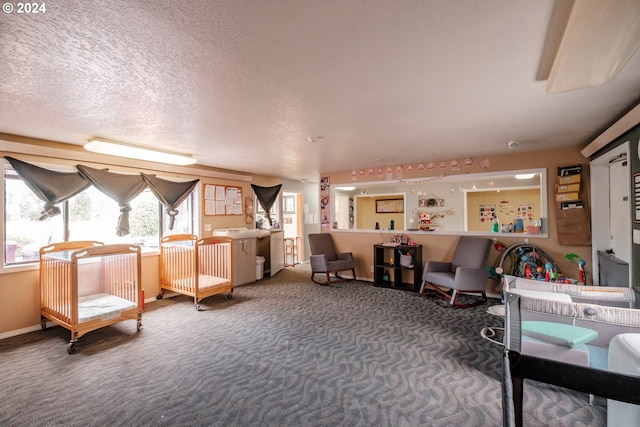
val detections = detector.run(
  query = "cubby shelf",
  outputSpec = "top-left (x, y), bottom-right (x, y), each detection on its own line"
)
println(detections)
top-left (373, 244), bottom-right (423, 292)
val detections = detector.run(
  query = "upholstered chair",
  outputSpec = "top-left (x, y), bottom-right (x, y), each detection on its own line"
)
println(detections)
top-left (308, 233), bottom-right (356, 285)
top-left (419, 236), bottom-right (492, 307)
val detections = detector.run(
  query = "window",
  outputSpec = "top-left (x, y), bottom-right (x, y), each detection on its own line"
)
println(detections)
top-left (3, 162), bottom-right (198, 267)
top-left (254, 194), bottom-right (280, 229)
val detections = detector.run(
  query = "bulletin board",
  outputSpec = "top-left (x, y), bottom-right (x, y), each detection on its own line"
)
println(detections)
top-left (203, 184), bottom-right (243, 216)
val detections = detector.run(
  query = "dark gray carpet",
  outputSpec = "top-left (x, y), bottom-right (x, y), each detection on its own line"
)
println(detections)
top-left (0, 265), bottom-right (605, 426)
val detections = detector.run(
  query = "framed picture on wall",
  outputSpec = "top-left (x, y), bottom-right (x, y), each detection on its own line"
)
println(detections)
top-left (283, 195), bottom-right (295, 213)
top-left (375, 198), bottom-right (404, 213)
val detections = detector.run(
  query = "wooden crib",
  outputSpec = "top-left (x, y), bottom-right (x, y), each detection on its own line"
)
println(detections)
top-left (159, 234), bottom-right (233, 310)
top-left (39, 241), bottom-right (142, 354)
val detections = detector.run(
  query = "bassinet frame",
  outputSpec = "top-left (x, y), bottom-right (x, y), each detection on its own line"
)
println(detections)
top-left (39, 241), bottom-right (142, 354)
top-left (501, 276), bottom-right (640, 426)
top-left (159, 234), bottom-right (234, 310)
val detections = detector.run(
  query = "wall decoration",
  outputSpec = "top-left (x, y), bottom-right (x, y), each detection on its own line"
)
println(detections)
top-left (244, 196), bottom-right (254, 224)
top-left (479, 204), bottom-right (496, 222)
top-left (427, 162), bottom-right (436, 170)
top-left (418, 192), bottom-right (445, 207)
top-left (283, 195), bottom-right (295, 213)
top-left (376, 198), bottom-right (404, 213)
top-left (439, 161), bottom-right (447, 169)
top-left (320, 176), bottom-right (330, 230)
top-left (517, 204), bottom-right (534, 221)
top-left (417, 163), bottom-right (425, 170)
top-left (204, 184), bottom-right (242, 216)
top-left (464, 158), bottom-right (473, 167)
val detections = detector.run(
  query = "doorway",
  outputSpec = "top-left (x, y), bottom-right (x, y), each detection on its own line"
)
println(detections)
top-left (283, 191), bottom-right (303, 266)
top-left (590, 141), bottom-right (631, 285)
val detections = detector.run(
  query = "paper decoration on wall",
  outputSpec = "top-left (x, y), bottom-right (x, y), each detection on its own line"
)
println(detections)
top-left (439, 161), bottom-right (447, 169)
top-left (517, 204), bottom-right (534, 221)
top-left (359, 169), bottom-right (365, 175)
top-left (479, 204), bottom-right (497, 222)
top-left (464, 158), bottom-right (473, 167)
top-left (204, 184), bottom-right (242, 216)
top-left (351, 170), bottom-right (357, 178)
top-left (406, 164), bottom-right (413, 172)
top-left (368, 168), bottom-right (374, 175)
top-left (427, 162), bottom-right (436, 170)
top-left (395, 165), bottom-right (403, 179)
top-left (320, 176), bottom-right (330, 230)
top-left (417, 163), bottom-right (425, 170)
top-left (481, 158), bottom-right (490, 170)
top-left (449, 160), bottom-right (459, 170)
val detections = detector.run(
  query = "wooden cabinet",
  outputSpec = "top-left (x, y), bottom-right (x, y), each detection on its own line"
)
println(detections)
top-left (373, 244), bottom-right (422, 292)
top-left (232, 237), bottom-right (256, 285)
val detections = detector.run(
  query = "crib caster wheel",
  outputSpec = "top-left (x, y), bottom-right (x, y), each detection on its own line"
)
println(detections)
top-left (136, 320), bottom-right (143, 332)
top-left (40, 319), bottom-right (46, 330)
top-left (67, 342), bottom-right (78, 354)
top-left (226, 294), bottom-right (233, 300)
top-left (156, 293), bottom-right (163, 300)
top-left (196, 304), bottom-right (201, 311)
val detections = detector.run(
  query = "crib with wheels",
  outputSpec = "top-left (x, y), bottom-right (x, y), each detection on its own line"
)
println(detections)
top-left (159, 234), bottom-right (233, 310)
top-left (39, 241), bottom-right (142, 354)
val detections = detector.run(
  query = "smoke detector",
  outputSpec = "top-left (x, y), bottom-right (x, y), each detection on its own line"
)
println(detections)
top-left (507, 140), bottom-right (519, 149)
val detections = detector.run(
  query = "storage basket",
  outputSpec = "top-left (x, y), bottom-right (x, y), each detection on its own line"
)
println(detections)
top-left (399, 253), bottom-right (413, 268)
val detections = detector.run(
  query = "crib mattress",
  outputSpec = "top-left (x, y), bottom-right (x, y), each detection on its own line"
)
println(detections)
top-left (172, 274), bottom-right (230, 289)
top-left (78, 293), bottom-right (137, 323)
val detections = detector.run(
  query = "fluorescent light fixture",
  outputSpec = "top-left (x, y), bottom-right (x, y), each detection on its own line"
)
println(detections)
top-left (515, 173), bottom-right (536, 180)
top-left (546, 0), bottom-right (640, 93)
top-left (335, 186), bottom-right (356, 191)
top-left (85, 138), bottom-right (196, 166)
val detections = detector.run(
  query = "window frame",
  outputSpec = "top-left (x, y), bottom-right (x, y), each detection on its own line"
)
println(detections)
top-left (1, 158), bottom-right (200, 273)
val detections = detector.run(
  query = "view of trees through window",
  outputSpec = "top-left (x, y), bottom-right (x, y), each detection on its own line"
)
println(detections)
top-left (4, 166), bottom-right (195, 265)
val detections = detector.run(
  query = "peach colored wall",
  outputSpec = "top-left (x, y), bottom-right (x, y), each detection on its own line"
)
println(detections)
top-left (326, 144), bottom-right (592, 291)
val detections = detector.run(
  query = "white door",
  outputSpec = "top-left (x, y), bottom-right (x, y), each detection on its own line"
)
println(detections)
top-left (270, 230), bottom-right (285, 276)
top-left (610, 158), bottom-right (630, 262)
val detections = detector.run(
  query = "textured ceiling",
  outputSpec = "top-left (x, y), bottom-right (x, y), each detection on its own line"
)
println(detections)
top-left (1, 0), bottom-right (639, 181)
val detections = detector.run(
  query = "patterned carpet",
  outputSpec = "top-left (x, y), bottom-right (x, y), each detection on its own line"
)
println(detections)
top-left (0, 265), bottom-right (605, 426)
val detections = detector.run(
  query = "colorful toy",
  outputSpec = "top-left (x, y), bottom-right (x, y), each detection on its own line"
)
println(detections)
top-left (578, 259), bottom-right (586, 284)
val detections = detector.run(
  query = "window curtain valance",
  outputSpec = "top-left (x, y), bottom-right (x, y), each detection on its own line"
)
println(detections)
top-left (76, 165), bottom-right (147, 237)
top-left (141, 174), bottom-right (199, 230)
top-left (251, 184), bottom-right (281, 226)
top-left (4, 157), bottom-right (200, 236)
top-left (5, 156), bottom-right (91, 220)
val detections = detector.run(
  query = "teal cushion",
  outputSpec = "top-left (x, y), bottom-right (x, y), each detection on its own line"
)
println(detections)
top-left (522, 321), bottom-right (598, 348)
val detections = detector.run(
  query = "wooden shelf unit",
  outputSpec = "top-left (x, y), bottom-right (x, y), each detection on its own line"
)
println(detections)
top-left (373, 244), bottom-right (423, 292)
top-left (555, 165), bottom-right (591, 246)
